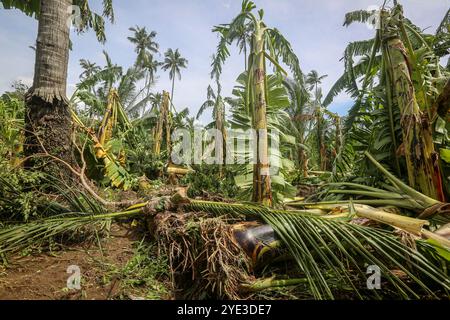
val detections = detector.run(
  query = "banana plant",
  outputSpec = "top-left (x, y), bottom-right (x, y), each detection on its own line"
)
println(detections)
top-left (283, 77), bottom-right (312, 177)
top-left (152, 91), bottom-right (182, 182)
top-left (227, 72), bottom-right (297, 204)
top-left (212, 0), bottom-right (303, 206)
top-left (197, 78), bottom-right (227, 175)
top-left (325, 2), bottom-right (450, 200)
top-left (74, 51), bottom-right (154, 120)
top-left (381, 5), bottom-right (444, 201)
top-left (72, 89), bottom-right (133, 190)
top-left (153, 91), bottom-right (171, 156)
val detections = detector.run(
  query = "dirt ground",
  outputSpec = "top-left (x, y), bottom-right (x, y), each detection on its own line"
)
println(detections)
top-left (0, 223), bottom-right (159, 300)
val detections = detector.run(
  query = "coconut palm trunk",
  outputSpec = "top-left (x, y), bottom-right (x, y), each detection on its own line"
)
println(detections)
top-left (165, 92), bottom-right (173, 158)
top-left (170, 76), bottom-right (175, 111)
top-left (25, 0), bottom-right (74, 174)
top-left (384, 33), bottom-right (445, 201)
top-left (165, 93), bottom-right (178, 185)
top-left (251, 22), bottom-right (272, 206)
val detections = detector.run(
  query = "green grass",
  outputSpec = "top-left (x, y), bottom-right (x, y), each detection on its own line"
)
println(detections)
top-left (100, 239), bottom-right (171, 300)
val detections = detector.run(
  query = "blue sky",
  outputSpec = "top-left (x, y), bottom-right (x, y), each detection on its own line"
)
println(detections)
top-left (0, 0), bottom-right (448, 121)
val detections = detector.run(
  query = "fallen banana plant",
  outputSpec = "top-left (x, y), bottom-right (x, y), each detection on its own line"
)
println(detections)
top-left (284, 151), bottom-right (450, 252)
top-left (353, 204), bottom-right (450, 249)
top-left (167, 164), bottom-right (192, 176)
top-left (288, 152), bottom-right (450, 217)
top-left (71, 89), bottom-right (133, 190)
top-left (241, 277), bottom-right (308, 293)
top-left (1, 183), bottom-right (449, 300)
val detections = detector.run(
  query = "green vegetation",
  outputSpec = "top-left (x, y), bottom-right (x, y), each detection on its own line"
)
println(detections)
top-left (100, 241), bottom-right (170, 300)
top-left (0, 0), bottom-right (449, 300)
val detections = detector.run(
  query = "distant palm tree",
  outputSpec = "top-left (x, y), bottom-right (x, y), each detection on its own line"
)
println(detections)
top-left (75, 51), bottom-right (153, 119)
top-left (143, 56), bottom-right (162, 85)
top-left (235, 24), bottom-right (252, 71)
top-left (197, 79), bottom-right (226, 139)
top-left (214, 23), bottom-right (252, 71)
top-left (79, 59), bottom-right (102, 95)
top-left (162, 48), bottom-right (188, 109)
top-left (128, 26), bottom-right (161, 99)
top-left (80, 59), bottom-right (101, 81)
top-left (148, 92), bottom-right (163, 115)
top-left (128, 26), bottom-right (159, 68)
top-left (306, 70), bottom-right (328, 103)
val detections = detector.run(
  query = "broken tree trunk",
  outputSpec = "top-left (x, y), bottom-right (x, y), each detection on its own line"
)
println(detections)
top-left (384, 31), bottom-right (445, 201)
top-left (251, 21), bottom-right (273, 207)
top-left (154, 91), bottom-right (170, 155)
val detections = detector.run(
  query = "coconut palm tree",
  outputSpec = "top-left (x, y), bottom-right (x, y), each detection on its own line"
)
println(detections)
top-left (142, 56), bottom-right (162, 86)
top-left (78, 59), bottom-right (102, 100)
top-left (1, 0), bottom-right (114, 175)
top-left (162, 48), bottom-right (188, 109)
top-left (128, 26), bottom-right (159, 68)
top-left (306, 70), bottom-right (328, 102)
top-left (214, 23), bottom-right (252, 71)
top-left (128, 26), bottom-right (160, 94)
top-left (147, 92), bottom-right (163, 116)
top-left (79, 59), bottom-right (101, 82)
top-left (196, 79), bottom-right (226, 135)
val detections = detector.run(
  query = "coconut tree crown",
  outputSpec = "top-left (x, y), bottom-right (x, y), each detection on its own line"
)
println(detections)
top-left (128, 26), bottom-right (159, 68)
top-left (162, 48), bottom-right (188, 108)
top-left (1, 0), bottom-right (115, 43)
top-left (162, 48), bottom-right (188, 81)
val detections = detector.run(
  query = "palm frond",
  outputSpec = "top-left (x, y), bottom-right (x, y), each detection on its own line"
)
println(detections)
top-left (184, 199), bottom-right (450, 299)
top-left (0, 209), bottom-right (140, 256)
top-left (261, 211), bottom-right (449, 299)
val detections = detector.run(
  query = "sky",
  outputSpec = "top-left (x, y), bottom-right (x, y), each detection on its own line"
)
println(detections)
top-left (0, 0), bottom-right (449, 122)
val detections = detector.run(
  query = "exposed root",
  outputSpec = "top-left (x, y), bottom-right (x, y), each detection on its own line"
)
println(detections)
top-left (153, 212), bottom-right (252, 300)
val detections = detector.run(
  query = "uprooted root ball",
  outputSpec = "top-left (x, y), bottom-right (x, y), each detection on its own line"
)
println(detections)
top-left (153, 212), bottom-right (252, 299)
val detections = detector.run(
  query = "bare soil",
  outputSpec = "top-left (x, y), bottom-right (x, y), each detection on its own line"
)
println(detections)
top-left (0, 223), bottom-right (144, 300)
